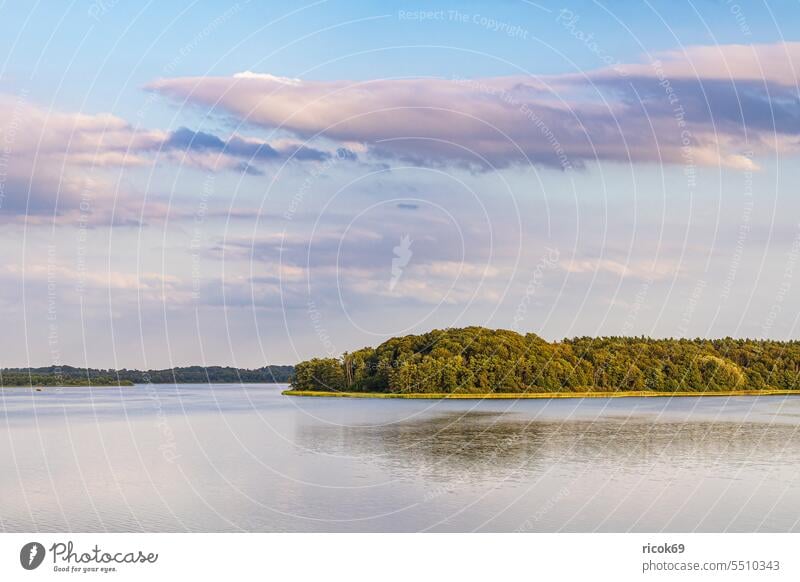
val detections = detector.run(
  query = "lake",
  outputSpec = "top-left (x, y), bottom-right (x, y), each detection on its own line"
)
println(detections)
top-left (1, 383), bottom-right (800, 532)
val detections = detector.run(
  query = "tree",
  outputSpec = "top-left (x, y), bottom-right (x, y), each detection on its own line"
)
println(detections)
top-left (290, 327), bottom-right (800, 394)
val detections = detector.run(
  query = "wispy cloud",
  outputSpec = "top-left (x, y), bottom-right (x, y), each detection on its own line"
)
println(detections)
top-left (0, 96), bottom-right (353, 221)
top-left (147, 42), bottom-right (800, 172)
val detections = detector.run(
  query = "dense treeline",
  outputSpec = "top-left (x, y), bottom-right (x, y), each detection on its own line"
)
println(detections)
top-left (290, 327), bottom-right (800, 394)
top-left (1, 373), bottom-right (134, 387)
top-left (1, 365), bottom-right (294, 387)
top-left (113, 365), bottom-right (295, 384)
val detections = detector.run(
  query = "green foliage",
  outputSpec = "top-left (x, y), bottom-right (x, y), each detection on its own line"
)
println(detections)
top-left (0, 373), bottom-right (133, 387)
top-left (292, 358), bottom-right (346, 391)
top-left (1, 364), bottom-right (295, 387)
top-left (290, 327), bottom-right (800, 394)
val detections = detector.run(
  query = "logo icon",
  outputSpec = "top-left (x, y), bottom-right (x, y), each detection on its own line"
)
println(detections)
top-left (20, 542), bottom-right (46, 570)
top-left (389, 234), bottom-right (413, 291)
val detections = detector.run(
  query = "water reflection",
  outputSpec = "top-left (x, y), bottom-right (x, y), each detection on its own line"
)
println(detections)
top-left (299, 410), bottom-right (800, 484)
top-left (2, 385), bottom-right (800, 532)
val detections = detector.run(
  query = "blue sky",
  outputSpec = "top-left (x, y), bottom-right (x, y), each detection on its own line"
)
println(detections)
top-left (6, 1), bottom-right (800, 112)
top-left (1, 0), bottom-right (800, 368)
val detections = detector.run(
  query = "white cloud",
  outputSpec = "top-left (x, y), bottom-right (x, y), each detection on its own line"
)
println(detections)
top-left (147, 43), bottom-right (800, 172)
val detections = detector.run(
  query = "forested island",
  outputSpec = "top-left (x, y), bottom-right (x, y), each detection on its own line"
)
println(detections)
top-left (1, 365), bottom-right (294, 388)
top-left (287, 327), bottom-right (800, 397)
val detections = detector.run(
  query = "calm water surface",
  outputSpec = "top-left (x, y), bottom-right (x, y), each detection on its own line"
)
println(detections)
top-left (2, 383), bottom-right (800, 532)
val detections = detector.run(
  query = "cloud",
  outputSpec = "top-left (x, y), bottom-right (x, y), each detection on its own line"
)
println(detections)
top-left (147, 42), bottom-right (800, 171)
top-left (5, 263), bottom-right (180, 291)
top-left (0, 93), bottom-right (161, 219)
top-left (160, 127), bottom-right (333, 164)
top-left (204, 209), bottom-right (512, 310)
top-left (564, 258), bottom-right (678, 281)
top-left (0, 94), bottom-right (352, 222)
top-left (594, 42), bottom-right (800, 85)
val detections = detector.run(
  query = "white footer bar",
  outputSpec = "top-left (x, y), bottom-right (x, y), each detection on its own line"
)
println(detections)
top-left (0, 533), bottom-right (794, 581)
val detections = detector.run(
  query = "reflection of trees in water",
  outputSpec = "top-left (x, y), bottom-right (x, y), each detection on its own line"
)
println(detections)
top-left (298, 411), bottom-right (544, 483)
top-left (298, 412), bottom-right (800, 484)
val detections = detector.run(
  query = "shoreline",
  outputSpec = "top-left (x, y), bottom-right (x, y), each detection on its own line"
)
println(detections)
top-left (282, 389), bottom-right (800, 400)
top-left (1, 383), bottom-right (135, 389)
top-left (2, 381), bottom-right (291, 389)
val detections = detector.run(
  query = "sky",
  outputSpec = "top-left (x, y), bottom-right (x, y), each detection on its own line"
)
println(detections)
top-left (2, 0), bottom-right (800, 368)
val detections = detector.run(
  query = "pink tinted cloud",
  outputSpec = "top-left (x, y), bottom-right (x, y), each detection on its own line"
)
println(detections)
top-left (593, 42), bottom-right (800, 85)
top-left (148, 43), bottom-right (800, 171)
top-left (0, 94), bottom-right (345, 221)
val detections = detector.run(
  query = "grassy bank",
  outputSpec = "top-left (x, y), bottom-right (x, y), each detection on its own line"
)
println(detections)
top-left (282, 389), bottom-right (800, 400)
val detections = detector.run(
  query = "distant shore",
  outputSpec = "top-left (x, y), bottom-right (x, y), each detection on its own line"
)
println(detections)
top-left (0, 365), bottom-right (294, 385)
top-left (2, 381), bottom-right (135, 389)
top-left (282, 389), bottom-right (800, 399)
